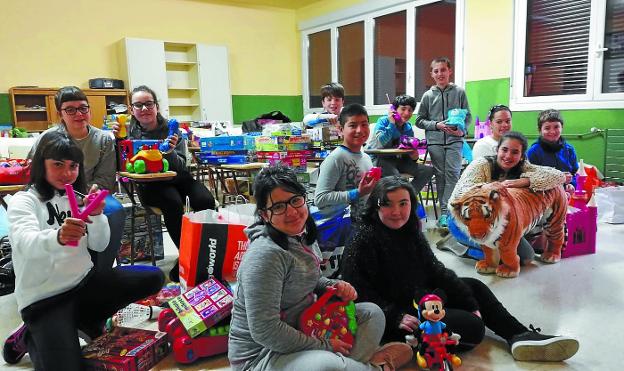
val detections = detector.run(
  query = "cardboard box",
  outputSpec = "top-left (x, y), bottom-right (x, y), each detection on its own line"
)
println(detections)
top-left (168, 278), bottom-right (234, 338)
top-left (82, 327), bottom-right (169, 371)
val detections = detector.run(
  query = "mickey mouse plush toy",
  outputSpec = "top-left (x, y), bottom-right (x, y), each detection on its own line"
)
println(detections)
top-left (414, 292), bottom-right (462, 369)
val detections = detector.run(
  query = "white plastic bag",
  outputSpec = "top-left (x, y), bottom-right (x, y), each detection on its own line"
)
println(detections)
top-left (595, 186), bottom-right (624, 224)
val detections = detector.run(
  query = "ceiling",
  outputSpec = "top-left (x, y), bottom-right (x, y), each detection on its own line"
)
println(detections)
top-left (196, 0), bottom-right (325, 10)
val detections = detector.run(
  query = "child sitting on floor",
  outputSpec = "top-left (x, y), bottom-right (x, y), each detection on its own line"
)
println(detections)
top-left (2, 131), bottom-right (164, 370)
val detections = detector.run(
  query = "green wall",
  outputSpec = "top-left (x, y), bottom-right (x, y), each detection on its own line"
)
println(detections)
top-left (0, 94), bottom-right (11, 124)
top-left (231, 95), bottom-right (303, 124)
top-left (465, 78), bottom-right (624, 173)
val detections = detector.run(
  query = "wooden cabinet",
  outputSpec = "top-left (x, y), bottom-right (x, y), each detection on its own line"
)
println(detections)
top-left (122, 38), bottom-right (233, 124)
top-left (9, 87), bottom-right (128, 132)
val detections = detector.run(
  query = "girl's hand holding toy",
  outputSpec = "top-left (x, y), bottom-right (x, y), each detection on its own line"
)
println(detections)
top-left (63, 184), bottom-right (109, 247)
top-left (333, 281), bottom-right (358, 302)
top-left (57, 217), bottom-right (88, 246)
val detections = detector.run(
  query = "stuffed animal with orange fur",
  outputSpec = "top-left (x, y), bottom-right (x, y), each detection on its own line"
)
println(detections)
top-left (449, 184), bottom-right (567, 278)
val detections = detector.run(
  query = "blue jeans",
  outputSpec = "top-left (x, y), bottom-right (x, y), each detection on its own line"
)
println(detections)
top-left (89, 194), bottom-right (125, 271)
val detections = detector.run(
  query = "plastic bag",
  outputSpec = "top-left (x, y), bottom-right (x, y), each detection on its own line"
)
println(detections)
top-left (595, 186), bottom-right (624, 224)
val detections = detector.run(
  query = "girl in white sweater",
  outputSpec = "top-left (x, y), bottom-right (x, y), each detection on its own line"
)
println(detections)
top-left (3, 131), bottom-right (163, 370)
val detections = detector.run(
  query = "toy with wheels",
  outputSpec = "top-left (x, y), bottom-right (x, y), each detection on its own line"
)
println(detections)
top-left (299, 286), bottom-right (357, 345)
top-left (158, 308), bottom-right (230, 364)
top-left (414, 294), bottom-right (461, 371)
top-left (125, 144), bottom-right (169, 174)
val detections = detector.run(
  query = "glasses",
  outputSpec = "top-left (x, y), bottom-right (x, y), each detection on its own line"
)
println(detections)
top-left (265, 194), bottom-right (306, 215)
top-left (61, 106), bottom-right (90, 115)
top-left (131, 101), bottom-right (156, 110)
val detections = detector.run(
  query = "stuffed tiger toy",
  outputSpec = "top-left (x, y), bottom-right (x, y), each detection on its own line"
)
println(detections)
top-left (449, 184), bottom-right (567, 278)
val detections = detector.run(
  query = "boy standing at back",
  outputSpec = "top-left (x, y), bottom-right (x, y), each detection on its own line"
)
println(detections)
top-left (314, 103), bottom-right (378, 221)
top-left (416, 57), bottom-right (471, 227)
top-left (303, 82), bottom-right (345, 128)
top-left (368, 94), bottom-right (434, 196)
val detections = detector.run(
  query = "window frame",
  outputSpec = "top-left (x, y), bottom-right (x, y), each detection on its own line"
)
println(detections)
top-left (510, 0), bottom-right (624, 111)
top-left (300, 0), bottom-right (465, 116)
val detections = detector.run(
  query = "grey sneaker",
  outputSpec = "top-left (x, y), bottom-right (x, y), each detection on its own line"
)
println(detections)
top-left (509, 325), bottom-right (579, 362)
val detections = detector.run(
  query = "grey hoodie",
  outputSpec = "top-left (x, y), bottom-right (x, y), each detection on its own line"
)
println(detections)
top-left (228, 223), bottom-right (337, 370)
top-left (415, 83), bottom-right (471, 146)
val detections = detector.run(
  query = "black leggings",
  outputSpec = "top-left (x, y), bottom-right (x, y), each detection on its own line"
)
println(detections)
top-left (21, 266), bottom-right (164, 371)
top-left (138, 173), bottom-right (215, 248)
top-left (444, 277), bottom-right (528, 351)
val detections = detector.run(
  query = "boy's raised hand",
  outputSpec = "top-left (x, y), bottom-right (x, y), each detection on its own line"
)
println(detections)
top-left (358, 172), bottom-right (379, 196)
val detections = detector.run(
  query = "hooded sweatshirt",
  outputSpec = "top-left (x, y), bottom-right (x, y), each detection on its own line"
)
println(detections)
top-left (228, 223), bottom-right (337, 369)
top-left (415, 83), bottom-right (471, 146)
top-left (8, 188), bottom-right (110, 312)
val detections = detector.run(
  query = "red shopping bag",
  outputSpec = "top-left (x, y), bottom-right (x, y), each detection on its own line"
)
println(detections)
top-left (178, 205), bottom-right (255, 290)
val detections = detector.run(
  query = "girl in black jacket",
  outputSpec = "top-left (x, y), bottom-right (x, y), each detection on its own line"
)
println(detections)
top-left (340, 176), bottom-right (579, 362)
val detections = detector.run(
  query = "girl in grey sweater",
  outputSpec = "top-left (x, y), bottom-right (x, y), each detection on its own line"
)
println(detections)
top-left (228, 165), bottom-right (412, 371)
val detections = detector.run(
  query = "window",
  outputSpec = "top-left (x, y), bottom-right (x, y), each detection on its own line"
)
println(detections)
top-left (374, 11), bottom-right (406, 105)
top-left (308, 30), bottom-right (331, 108)
top-left (301, 0), bottom-right (461, 114)
top-left (512, 0), bottom-right (624, 110)
top-left (338, 22), bottom-right (365, 105)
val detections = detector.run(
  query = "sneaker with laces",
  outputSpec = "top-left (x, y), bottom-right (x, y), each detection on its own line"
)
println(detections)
top-left (509, 325), bottom-right (579, 362)
top-left (436, 214), bottom-right (449, 228)
top-left (3, 323), bottom-right (27, 365)
top-left (369, 342), bottom-right (413, 371)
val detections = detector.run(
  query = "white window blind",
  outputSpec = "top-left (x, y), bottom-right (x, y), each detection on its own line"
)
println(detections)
top-left (524, 0), bottom-right (592, 97)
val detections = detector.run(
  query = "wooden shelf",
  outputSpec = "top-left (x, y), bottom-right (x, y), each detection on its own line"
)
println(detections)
top-left (169, 103), bottom-right (199, 107)
top-left (166, 61), bottom-right (196, 67)
top-left (168, 87), bottom-right (198, 91)
top-left (15, 109), bottom-right (46, 112)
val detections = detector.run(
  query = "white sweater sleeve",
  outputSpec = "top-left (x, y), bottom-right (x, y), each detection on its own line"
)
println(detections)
top-left (8, 193), bottom-right (63, 258)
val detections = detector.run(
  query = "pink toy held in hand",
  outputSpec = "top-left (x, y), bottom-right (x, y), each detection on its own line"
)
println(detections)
top-left (386, 93), bottom-right (401, 123)
top-left (64, 184), bottom-right (109, 247)
top-left (367, 167), bottom-right (382, 181)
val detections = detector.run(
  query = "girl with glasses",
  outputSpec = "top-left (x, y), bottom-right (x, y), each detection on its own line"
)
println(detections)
top-left (27, 86), bottom-right (125, 273)
top-left (228, 164), bottom-right (413, 371)
top-left (341, 176), bottom-right (579, 363)
top-left (115, 85), bottom-right (216, 282)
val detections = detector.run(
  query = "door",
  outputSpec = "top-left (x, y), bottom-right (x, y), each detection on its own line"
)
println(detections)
top-left (124, 38), bottom-right (170, 117)
top-left (196, 44), bottom-right (233, 124)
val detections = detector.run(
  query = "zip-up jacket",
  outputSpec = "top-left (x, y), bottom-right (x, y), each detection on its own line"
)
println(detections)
top-left (415, 83), bottom-right (471, 146)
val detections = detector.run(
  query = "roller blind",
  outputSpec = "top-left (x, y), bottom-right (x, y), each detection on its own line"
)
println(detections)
top-left (524, 0), bottom-right (591, 97)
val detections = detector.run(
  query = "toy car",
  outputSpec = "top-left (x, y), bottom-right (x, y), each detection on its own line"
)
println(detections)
top-left (125, 145), bottom-right (169, 174)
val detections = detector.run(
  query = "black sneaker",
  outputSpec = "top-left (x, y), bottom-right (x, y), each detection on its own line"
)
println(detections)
top-left (509, 325), bottom-right (579, 362)
top-left (168, 259), bottom-right (179, 283)
top-left (2, 323), bottom-right (27, 365)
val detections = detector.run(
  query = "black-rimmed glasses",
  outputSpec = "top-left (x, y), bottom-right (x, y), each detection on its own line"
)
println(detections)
top-left (131, 101), bottom-right (156, 110)
top-left (61, 106), bottom-right (90, 115)
top-left (265, 194), bottom-right (306, 215)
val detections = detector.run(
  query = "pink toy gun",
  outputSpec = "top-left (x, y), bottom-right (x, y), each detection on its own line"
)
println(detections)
top-left (367, 167), bottom-right (382, 181)
top-left (386, 94), bottom-right (401, 123)
top-left (64, 184), bottom-right (109, 247)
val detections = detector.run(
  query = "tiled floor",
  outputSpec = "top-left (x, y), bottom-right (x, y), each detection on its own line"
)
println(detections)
top-left (1, 209), bottom-right (623, 370)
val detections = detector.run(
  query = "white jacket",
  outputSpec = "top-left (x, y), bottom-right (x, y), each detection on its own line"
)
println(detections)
top-left (7, 189), bottom-right (110, 311)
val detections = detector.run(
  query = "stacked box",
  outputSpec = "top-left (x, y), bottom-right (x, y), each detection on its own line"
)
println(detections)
top-left (200, 136), bottom-right (255, 152)
top-left (256, 150), bottom-right (311, 161)
top-left (254, 136), bottom-right (311, 151)
top-left (267, 157), bottom-right (307, 173)
top-left (197, 153), bottom-right (248, 165)
top-left (168, 278), bottom-right (234, 338)
top-left (82, 327), bottom-right (170, 371)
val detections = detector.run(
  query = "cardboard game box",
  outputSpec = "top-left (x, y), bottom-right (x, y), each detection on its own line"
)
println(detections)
top-left (82, 327), bottom-right (169, 371)
top-left (168, 278), bottom-right (234, 338)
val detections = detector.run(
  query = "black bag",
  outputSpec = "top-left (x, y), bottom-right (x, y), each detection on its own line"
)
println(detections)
top-left (0, 236), bottom-right (14, 296)
top-left (242, 120), bottom-right (262, 133)
top-left (257, 111), bottom-right (292, 123)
